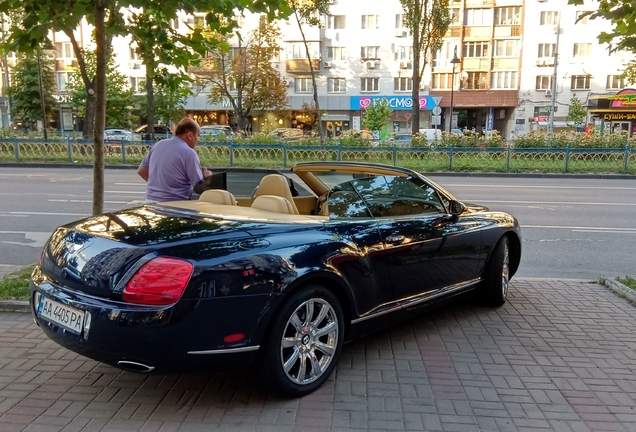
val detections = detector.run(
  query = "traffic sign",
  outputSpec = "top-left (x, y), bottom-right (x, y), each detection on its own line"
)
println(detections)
top-left (431, 115), bottom-right (441, 125)
top-left (432, 106), bottom-right (442, 115)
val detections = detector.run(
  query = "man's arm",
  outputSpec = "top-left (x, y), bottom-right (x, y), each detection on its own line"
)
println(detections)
top-left (138, 166), bottom-right (149, 181)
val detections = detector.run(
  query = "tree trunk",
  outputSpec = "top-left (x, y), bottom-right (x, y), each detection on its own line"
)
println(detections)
top-left (92, 1), bottom-right (106, 216)
top-left (145, 69), bottom-right (155, 140)
top-left (411, 30), bottom-right (421, 135)
top-left (83, 91), bottom-right (96, 139)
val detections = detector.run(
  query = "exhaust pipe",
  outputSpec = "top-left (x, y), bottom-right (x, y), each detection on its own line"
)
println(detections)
top-left (117, 360), bottom-right (155, 373)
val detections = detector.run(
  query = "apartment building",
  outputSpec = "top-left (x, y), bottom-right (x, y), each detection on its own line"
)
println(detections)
top-left (2, 0), bottom-right (634, 137)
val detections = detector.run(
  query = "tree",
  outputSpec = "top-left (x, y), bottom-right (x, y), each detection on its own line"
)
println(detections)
top-left (5, 52), bottom-right (57, 129)
top-left (361, 98), bottom-right (392, 138)
top-left (194, 16), bottom-right (288, 131)
top-left (288, 0), bottom-right (330, 146)
top-left (67, 48), bottom-right (136, 129)
top-left (567, 94), bottom-right (587, 127)
top-left (0, 0), bottom-right (292, 216)
top-left (400, 0), bottom-right (452, 134)
top-left (138, 70), bottom-right (192, 124)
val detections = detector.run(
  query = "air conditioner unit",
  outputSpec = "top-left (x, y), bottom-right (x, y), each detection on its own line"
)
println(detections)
top-left (400, 61), bottom-right (407, 69)
top-left (323, 61), bottom-right (332, 68)
top-left (366, 61), bottom-right (375, 69)
top-left (395, 28), bottom-right (406, 37)
top-left (545, 89), bottom-right (552, 97)
top-left (537, 0), bottom-right (546, 2)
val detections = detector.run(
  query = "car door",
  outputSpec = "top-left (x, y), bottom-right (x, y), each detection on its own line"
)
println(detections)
top-left (349, 175), bottom-right (482, 307)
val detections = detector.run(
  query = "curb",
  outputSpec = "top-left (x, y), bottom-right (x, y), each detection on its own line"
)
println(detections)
top-left (600, 277), bottom-right (636, 303)
top-left (0, 300), bottom-right (30, 313)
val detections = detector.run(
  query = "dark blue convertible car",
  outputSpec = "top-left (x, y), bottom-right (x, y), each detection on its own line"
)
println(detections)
top-left (30, 162), bottom-right (521, 396)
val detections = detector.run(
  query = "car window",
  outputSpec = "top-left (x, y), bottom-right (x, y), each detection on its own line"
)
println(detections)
top-left (349, 175), bottom-right (445, 218)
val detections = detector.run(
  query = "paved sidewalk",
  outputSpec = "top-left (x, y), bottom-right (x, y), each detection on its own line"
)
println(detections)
top-left (1, 278), bottom-right (636, 432)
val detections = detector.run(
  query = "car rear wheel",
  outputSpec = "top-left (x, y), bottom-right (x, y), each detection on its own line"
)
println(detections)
top-left (481, 236), bottom-right (510, 307)
top-left (259, 284), bottom-right (344, 397)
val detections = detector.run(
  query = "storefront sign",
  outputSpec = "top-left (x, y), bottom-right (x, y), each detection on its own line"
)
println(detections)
top-left (602, 112), bottom-right (636, 121)
top-left (486, 107), bottom-right (494, 131)
top-left (608, 89), bottom-right (636, 107)
top-left (350, 96), bottom-right (436, 111)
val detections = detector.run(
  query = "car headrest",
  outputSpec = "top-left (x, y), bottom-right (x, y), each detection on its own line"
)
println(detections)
top-left (199, 189), bottom-right (237, 205)
top-left (251, 195), bottom-right (295, 214)
top-left (255, 174), bottom-right (299, 214)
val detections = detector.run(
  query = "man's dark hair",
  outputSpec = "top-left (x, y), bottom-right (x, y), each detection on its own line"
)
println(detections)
top-left (175, 118), bottom-right (200, 136)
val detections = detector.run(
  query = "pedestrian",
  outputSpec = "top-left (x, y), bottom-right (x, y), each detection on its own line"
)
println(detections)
top-left (137, 118), bottom-right (212, 202)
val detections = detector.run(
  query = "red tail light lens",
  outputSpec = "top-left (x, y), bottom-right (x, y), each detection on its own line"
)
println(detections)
top-left (123, 257), bottom-right (194, 305)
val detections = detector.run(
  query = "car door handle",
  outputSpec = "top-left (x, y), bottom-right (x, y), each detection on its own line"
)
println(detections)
top-left (385, 235), bottom-right (405, 243)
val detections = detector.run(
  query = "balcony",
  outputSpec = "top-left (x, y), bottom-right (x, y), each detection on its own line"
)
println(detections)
top-left (492, 58), bottom-right (519, 69)
top-left (464, 26), bottom-right (492, 40)
top-left (466, 0), bottom-right (494, 6)
top-left (445, 27), bottom-right (462, 38)
top-left (463, 57), bottom-right (491, 70)
top-left (286, 59), bottom-right (321, 73)
top-left (493, 25), bottom-right (521, 37)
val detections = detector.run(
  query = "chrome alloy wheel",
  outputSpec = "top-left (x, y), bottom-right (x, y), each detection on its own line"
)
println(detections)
top-left (501, 242), bottom-right (510, 298)
top-left (280, 298), bottom-right (339, 386)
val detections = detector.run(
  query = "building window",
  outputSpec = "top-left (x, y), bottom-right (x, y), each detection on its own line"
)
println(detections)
top-left (360, 78), bottom-right (379, 92)
top-left (362, 15), bottom-right (380, 29)
top-left (491, 71), bottom-right (517, 89)
top-left (449, 8), bottom-right (461, 25)
top-left (575, 11), bottom-right (590, 24)
top-left (606, 75), bottom-right (625, 90)
top-left (194, 16), bottom-right (204, 27)
top-left (535, 76), bottom-right (553, 90)
top-left (433, 41), bottom-right (458, 68)
top-left (573, 43), bottom-right (593, 57)
top-left (465, 8), bottom-right (493, 26)
top-left (395, 14), bottom-right (405, 28)
top-left (361, 46), bottom-right (380, 60)
top-left (130, 77), bottom-right (146, 92)
top-left (494, 40), bottom-right (518, 57)
top-left (394, 77), bottom-right (413, 92)
top-left (394, 46), bottom-right (413, 61)
top-left (287, 42), bottom-right (320, 60)
top-left (56, 72), bottom-right (73, 92)
top-left (327, 46), bottom-right (346, 61)
top-left (463, 41), bottom-right (489, 58)
top-left (538, 43), bottom-right (556, 58)
top-left (494, 7), bottom-right (521, 25)
top-left (328, 78), bottom-right (346, 93)
top-left (432, 73), bottom-right (453, 90)
top-left (327, 15), bottom-right (346, 29)
top-left (54, 42), bottom-right (75, 59)
top-left (540, 11), bottom-right (559, 25)
top-left (294, 77), bottom-right (313, 93)
top-left (465, 72), bottom-right (488, 90)
top-left (571, 75), bottom-right (591, 90)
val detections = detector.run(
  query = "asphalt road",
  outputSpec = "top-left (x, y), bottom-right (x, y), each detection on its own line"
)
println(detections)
top-left (0, 166), bottom-right (635, 280)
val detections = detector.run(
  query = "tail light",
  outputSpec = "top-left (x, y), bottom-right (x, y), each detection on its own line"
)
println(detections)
top-left (123, 257), bottom-right (193, 305)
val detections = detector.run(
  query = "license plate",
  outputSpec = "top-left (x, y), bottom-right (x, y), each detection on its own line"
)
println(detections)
top-left (36, 294), bottom-right (85, 335)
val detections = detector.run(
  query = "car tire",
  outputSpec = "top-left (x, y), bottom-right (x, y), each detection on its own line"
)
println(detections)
top-left (481, 236), bottom-right (510, 307)
top-left (259, 284), bottom-right (344, 397)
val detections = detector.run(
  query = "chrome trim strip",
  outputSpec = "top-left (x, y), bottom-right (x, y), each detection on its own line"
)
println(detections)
top-left (188, 345), bottom-right (260, 355)
top-left (350, 278), bottom-right (482, 325)
top-left (400, 278), bottom-right (482, 309)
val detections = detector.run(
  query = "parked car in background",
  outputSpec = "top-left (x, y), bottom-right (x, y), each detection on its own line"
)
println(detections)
top-left (389, 133), bottom-right (413, 146)
top-left (29, 162), bottom-right (521, 397)
top-left (104, 128), bottom-right (136, 142)
top-left (451, 128), bottom-right (464, 135)
top-left (134, 124), bottom-right (173, 141)
top-left (200, 125), bottom-right (234, 139)
top-left (418, 128), bottom-right (443, 144)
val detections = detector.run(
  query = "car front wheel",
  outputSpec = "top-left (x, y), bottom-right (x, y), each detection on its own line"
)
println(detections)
top-left (259, 284), bottom-right (344, 397)
top-left (481, 236), bottom-right (510, 307)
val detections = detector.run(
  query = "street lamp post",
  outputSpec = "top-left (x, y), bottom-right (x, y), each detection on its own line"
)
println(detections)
top-left (448, 46), bottom-right (461, 133)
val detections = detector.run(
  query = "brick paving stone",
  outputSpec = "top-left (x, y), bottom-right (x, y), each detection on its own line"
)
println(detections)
top-left (2, 279), bottom-right (636, 431)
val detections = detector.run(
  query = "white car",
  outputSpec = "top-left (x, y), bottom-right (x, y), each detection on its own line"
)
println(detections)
top-left (104, 129), bottom-right (136, 142)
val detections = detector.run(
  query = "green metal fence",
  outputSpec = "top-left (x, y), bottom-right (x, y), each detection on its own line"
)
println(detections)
top-left (1, 138), bottom-right (634, 174)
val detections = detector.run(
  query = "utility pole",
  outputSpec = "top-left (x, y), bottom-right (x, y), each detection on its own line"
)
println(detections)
top-left (548, 11), bottom-right (561, 134)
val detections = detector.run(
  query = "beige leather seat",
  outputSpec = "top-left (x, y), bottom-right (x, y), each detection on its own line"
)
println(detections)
top-left (254, 174), bottom-right (299, 214)
top-left (251, 195), bottom-right (295, 214)
top-left (199, 189), bottom-right (237, 205)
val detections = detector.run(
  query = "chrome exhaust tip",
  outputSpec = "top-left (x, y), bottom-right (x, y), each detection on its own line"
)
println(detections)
top-left (117, 360), bottom-right (155, 373)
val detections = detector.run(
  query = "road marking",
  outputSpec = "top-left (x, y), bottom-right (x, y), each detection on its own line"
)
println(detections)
top-left (525, 225), bottom-right (636, 232)
top-left (0, 231), bottom-right (51, 248)
top-left (48, 199), bottom-right (129, 204)
top-left (114, 183), bottom-right (146, 186)
top-left (469, 200), bottom-right (636, 206)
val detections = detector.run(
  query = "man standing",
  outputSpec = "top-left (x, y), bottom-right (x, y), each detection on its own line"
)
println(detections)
top-left (137, 118), bottom-right (212, 202)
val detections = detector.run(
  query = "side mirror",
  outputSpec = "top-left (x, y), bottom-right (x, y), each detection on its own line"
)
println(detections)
top-left (449, 200), bottom-right (466, 216)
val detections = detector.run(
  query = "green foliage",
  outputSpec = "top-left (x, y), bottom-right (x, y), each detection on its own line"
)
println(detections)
top-left (362, 98), bottom-right (392, 132)
top-left (5, 52), bottom-right (57, 127)
top-left (617, 275), bottom-right (636, 290)
top-left (138, 70), bottom-right (192, 124)
top-left (567, 95), bottom-right (587, 126)
top-left (66, 49), bottom-right (136, 128)
top-left (511, 130), bottom-right (633, 149)
top-left (0, 264), bottom-right (34, 301)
